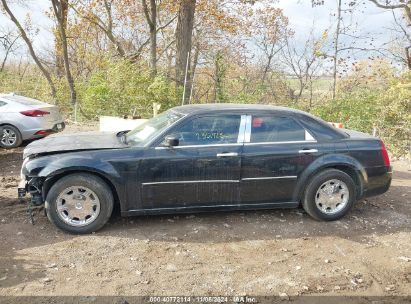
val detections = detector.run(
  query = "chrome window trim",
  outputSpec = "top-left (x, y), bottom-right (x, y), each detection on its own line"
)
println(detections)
top-left (241, 176), bottom-right (297, 181)
top-left (142, 180), bottom-right (240, 186)
top-left (244, 140), bottom-right (317, 146)
top-left (244, 115), bottom-right (252, 143)
top-left (237, 115), bottom-right (247, 143)
top-left (155, 143), bottom-right (243, 150)
top-left (150, 113), bottom-right (319, 148)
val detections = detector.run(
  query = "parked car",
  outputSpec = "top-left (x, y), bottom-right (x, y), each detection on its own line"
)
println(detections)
top-left (18, 104), bottom-right (392, 234)
top-left (0, 93), bottom-right (65, 148)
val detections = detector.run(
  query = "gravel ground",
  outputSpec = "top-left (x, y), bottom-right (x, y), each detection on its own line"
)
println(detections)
top-left (0, 122), bottom-right (410, 300)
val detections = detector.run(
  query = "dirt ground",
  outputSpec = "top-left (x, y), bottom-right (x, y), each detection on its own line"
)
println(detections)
top-left (0, 122), bottom-right (410, 299)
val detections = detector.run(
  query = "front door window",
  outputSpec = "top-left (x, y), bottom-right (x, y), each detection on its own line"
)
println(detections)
top-left (167, 115), bottom-right (242, 146)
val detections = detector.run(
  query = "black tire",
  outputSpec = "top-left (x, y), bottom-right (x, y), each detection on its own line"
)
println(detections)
top-left (45, 173), bottom-right (114, 234)
top-left (0, 124), bottom-right (22, 149)
top-left (302, 169), bottom-right (356, 221)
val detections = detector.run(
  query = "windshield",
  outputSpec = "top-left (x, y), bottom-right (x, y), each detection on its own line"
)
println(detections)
top-left (126, 110), bottom-right (183, 146)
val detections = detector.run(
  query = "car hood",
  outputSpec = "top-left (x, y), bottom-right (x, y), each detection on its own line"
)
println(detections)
top-left (23, 131), bottom-right (128, 159)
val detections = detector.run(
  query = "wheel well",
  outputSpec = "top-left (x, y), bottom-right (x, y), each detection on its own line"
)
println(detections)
top-left (319, 165), bottom-right (363, 198)
top-left (42, 170), bottom-right (120, 206)
top-left (0, 123), bottom-right (20, 131)
top-left (297, 164), bottom-right (363, 203)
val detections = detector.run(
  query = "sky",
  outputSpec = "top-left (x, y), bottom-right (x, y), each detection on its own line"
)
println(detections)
top-left (0, 0), bottom-right (402, 61)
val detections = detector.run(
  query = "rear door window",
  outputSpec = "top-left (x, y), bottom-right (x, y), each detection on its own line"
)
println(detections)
top-left (250, 116), bottom-right (310, 143)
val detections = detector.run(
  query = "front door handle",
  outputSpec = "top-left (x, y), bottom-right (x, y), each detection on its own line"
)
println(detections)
top-left (217, 152), bottom-right (238, 157)
top-left (298, 149), bottom-right (318, 154)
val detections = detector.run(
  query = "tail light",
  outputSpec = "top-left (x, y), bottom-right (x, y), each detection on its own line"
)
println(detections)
top-left (20, 110), bottom-right (50, 117)
top-left (34, 130), bottom-right (51, 135)
top-left (380, 140), bottom-right (390, 167)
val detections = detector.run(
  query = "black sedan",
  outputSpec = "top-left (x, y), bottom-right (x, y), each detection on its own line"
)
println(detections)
top-left (19, 104), bottom-right (392, 234)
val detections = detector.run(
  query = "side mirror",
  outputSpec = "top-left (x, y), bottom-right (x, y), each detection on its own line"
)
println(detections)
top-left (164, 135), bottom-right (179, 147)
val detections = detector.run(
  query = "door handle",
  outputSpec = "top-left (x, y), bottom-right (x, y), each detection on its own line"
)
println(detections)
top-left (217, 152), bottom-right (238, 157)
top-left (298, 149), bottom-right (318, 154)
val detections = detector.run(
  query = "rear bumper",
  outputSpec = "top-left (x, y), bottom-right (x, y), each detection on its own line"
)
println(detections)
top-left (362, 166), bottom-right (392, 198)
top-left (23, 122), bottom-right (65, 139)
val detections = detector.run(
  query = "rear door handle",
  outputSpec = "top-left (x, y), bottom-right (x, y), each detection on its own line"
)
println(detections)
top-left (217, 152), bottom-right (238, 157)
top-left (298, 149), bottom-right (318, 154)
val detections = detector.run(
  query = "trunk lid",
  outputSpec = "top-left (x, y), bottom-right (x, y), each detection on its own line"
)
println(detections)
top-left (341, 128), bottom-right (376, 140)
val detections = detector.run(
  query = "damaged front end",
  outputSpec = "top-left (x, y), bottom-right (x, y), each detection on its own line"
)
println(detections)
top-left (18, 173), bottom-right (46, 225)
top-left (18, 155), bottom-right (47, 224)
top-left (18, 175), bottom-right (45, 206)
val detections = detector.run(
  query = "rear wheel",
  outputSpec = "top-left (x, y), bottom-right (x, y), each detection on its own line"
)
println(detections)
top-left (45, 173), bottom-right (114, 234)
top-left (0, 125), bottom-right (22, 148)
top-left (303, 169), bottom-right (356, 221)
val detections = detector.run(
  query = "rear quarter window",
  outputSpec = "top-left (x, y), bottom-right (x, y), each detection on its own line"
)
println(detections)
top-left (0, 100), bottom-right (7, 107)
top-left (298, 115), bottom-right (347, 141)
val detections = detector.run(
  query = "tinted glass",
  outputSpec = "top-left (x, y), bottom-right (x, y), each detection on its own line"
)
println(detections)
top-left (0, 100), bottom-right (6, 107)
top-left (251, 116), bottom-right (306, 142)
top-left (299, 115), bottom-right (346, 141)
top-left (169, 115), bottom-right (241, 146)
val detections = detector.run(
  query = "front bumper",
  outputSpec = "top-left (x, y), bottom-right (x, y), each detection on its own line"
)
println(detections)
top-left (17, 177), bottom-right (27, 198)
top-left (17, 176), bottom-right (44, 205)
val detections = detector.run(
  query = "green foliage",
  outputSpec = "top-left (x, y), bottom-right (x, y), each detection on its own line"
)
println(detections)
top-left (215, 51), bottom-right (227, 103)
top-left (79, 59), bottom-right (179, 119)
top-left (0, 60), bottom-right (179, 121)
top-left (1, 59), bottom-right (409, 157)
top-left (312, 72), bottom-right (411, 157)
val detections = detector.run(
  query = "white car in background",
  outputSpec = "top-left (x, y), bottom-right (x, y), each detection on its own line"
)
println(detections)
top-left (0, 93), bottom-right (65, 148)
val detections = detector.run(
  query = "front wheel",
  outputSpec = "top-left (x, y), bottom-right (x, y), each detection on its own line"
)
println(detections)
top-left (45, 173), bottom-right (114, 234)
top-left (303, 169), bottom-right (356, 221)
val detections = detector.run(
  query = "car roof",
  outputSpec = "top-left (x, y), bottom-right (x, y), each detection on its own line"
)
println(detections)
top-left (0, 93), bottom-right (49, 107)
top-left (171, 103), bottom-right (349, 140)
top-left (171, 103), bottom-right (308, 116)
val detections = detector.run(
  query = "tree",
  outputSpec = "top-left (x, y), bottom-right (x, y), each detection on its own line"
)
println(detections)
top-left (175, 0), bottom-right (196, 104)
top-left (367, 0), bottom-right (411, 69)
top-left (53, 0), bottom-right (68, 78)
top-left (391, 10), bottom-right (411, 69)
top-left (51, 0), bottom-right (77, 107)
top-left (0, 0), bottom-right (57, 99)
top-left (142, 0), bottom-right (157, 77)
top-left (0, 27), bottom-right (20, 72)
top-left (280, 28), bottom-right (325, 108)
top-left (251, 6), bottom-right (289, 83)
top-left (71, 0), bottom-right (126, 57)
top-left (368, 0), bottom-right (411, 25)
top-left (332, 0), bottom-right (342, 100)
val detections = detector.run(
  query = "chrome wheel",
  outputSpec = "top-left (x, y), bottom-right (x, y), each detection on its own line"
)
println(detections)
top-left (56, 186), bottom-right (101, 227)
top-left (1, 128), bottom-right (17, 147)
top-left (315, 179), bottom-right (349, 214)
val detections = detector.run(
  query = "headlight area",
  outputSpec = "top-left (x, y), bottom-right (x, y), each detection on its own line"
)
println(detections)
top-left (18, 176), bottom-right (45, 206)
